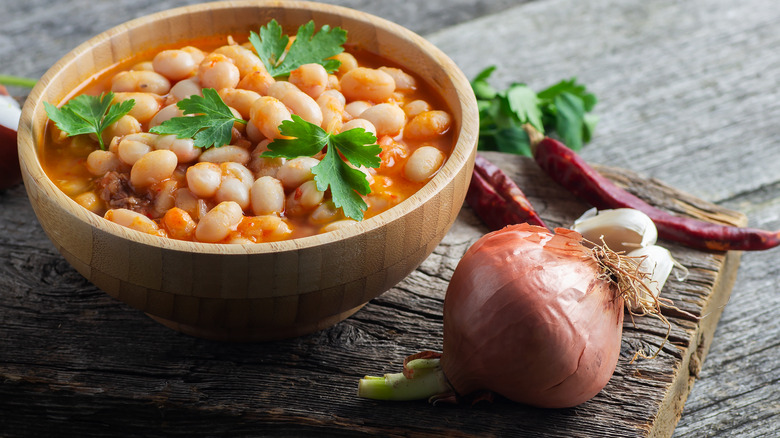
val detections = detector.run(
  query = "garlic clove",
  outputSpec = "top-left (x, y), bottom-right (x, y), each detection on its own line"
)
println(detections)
top-left (0, 91), bottom-right (21, 132)
top-left (572, 208), bottom-right (657, 252)
top-left (625, 244), bottom-right (674, 313)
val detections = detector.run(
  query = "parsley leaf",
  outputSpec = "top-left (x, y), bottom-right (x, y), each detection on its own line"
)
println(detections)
top-left (149, 88), bottom-right (245, 149)
top-left (249, 19), bottom-right (347, 78)
top-left (44, 91), bottom-right (134, 150)
top-left (472, 67), bottom-right (598, 155)
top-left (262, 115), bottom-right (380, 221)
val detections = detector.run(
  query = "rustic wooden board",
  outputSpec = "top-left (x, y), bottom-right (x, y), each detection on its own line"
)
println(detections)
top-left (0, 151), bottom-right (744, 437)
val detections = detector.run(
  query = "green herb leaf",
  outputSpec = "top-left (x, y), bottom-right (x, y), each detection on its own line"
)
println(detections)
top-left (249, 19), bottom-right (347, 78)
top-left (553, 92), bottom-right (586, 151)
top-left (149, 88), bottom-right (245, 149)
top-left (506, 84), bottom-right (543, 133)
top-left (44, 91), bottom-right (134, 150)
top-left (471, 66), bottom-right (498, 100)
top-left (471, 67), bottom-right (598, 156)
top-left (262, 115), bottom-right (380, 221)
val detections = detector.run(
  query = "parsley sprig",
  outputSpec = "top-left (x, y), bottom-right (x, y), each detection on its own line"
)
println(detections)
top-left (472, 66), bottom-right (598, 155)
top-left (44, 91), bottom-right (135, 150)
top-left (249, 19), bottom-right (347, 78)
top-left (150, 88), bottom-right (245, 149)
top-left (262, 115), bottom-right (380, 221)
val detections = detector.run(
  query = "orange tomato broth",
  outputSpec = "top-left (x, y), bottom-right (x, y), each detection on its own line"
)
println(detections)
top-left (41, 33), bottom-right (454, 242)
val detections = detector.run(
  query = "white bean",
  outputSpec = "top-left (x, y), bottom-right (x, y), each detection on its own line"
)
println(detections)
top-left (153, 179), bottom-right (179, 218)
top-left (249, 145), bottom-right (285, 179)
top-left (320, 219), bottom-right (357, 234)
top-left (168, 78), bottom-right (202, 103)
top-left (130, 149), bottom-right (178, 189)
top-left (102, 114), bottom-right (141, 145)
top-left (180, 46), bottom-right (205, 65)
top-left (74, 192), bottom-right (102, 213)
top-left (340, 67), bottom-right (395, 102)
top-left (215, 177), bottom-right (250, 209)
top-left (104, 208), bottom-right (162, 236)
top-left (112, 92), bottom-right (162, 124)
top-left (309, 200), bottom-right (341, 224)
top-left (153, 49), bottom-right (198, 81)
top-left (186, 162), bottom-right (222, 198)
top-left (317, 90), bottom-right (346, 132)
top-left (155, 134), bottom-right (201, 163)
top-left (287, 180), bottom-right (325, 215)
top-left (111, 70), bottom-right (171, 95)
top-left (239, 215), bottom-right (292, 243)
top-left (267, 81), bottom-right (323, 126)
top-left (276, 156), bottom-right (320, 190)
top-left (402, 100), bottom-right (431, 119)
top-left (213, 44), bottom-right (266, 78)
top-left (220, 162), bottom-right (254, 188)
top-left (378, 66), bottom-right (417, 92)
top-left (131, 61), bottom-right (154, 71)
top-left (249, 96), bottom-right (292, 140)
top-left (404, 110), bottom-right (453, 140)
top-left (195, 201), bottom-right (244, 243)
top-left (245, 118), bottom-right (265, 143)
top-left (198, 53), bottom-right (240, 90)
top-left (237, 70), bottom-right (275, 95)
top-left (149, 103), bottom-right (183, 129)
top-left (174, 188), bottom-right (201, 220)
top-left (403, 146), bottom-right (445, 183)
top-left (332, 52), bottom-right (358, 76)
top-left (345, 100), bottom-right (372, 119)
top-left (123, 132), bottom-right (159, 146)
top-left (198, 145), bottom-right (250, 165)
top-left (218, 88), bottom-right (261, 120)
top-left (250, 176), bottom-right (285, 216)
top-left (86, 150), bottom-right (121, 176)
top-left (289, 63), bottom-right (329, 99)
top-left (117, 138), bottom-right (152, 166)
top-left (359, 103), bottom-right (406, 136)
top-left (340, 118), bottom-right (376, 136)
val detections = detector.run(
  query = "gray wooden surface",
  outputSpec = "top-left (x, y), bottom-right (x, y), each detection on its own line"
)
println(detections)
top-left (1, 0), bottom-right (778, 436)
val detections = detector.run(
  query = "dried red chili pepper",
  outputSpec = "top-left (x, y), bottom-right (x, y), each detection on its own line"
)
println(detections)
top-left (533, 136), bottom-right (780, 251)
top-left (466, 154), bottom-right (547, 230)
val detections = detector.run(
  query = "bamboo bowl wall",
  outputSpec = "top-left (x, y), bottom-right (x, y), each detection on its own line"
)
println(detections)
top-left (17, 1), bottom-right (478, 341)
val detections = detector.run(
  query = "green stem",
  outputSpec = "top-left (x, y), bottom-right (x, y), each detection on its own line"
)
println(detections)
top-left (0, 75), bottom-right (37, 89)
top-left (357, 358), bottom-right (452, 401)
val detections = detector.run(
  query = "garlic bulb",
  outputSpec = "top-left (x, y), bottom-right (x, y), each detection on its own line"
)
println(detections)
top-left (625, 245), bottom-right (675, 313)
top-left (572, 208), bottom-right (657, 252)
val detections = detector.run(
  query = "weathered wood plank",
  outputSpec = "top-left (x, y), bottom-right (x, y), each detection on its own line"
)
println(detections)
top-left (0, 153), bottom-right (744, 437)
top-left (2, 0), bottom-right (780, 435)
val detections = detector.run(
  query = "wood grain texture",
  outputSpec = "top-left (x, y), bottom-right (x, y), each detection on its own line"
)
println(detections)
top-left (16, 1), bottom-right (479, 341)
top-left (0, 152), bottom-right (745, 437)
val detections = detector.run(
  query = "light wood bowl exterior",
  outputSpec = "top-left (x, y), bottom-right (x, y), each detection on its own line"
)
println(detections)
top-left (17, 1), bottom-right (478, 341)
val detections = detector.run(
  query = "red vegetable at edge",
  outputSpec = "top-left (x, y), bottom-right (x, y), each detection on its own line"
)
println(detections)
top-left (466, 154), bottom-right (548, 230)
top-left (533, 136), bottom-right (780, 252)
top-left (0, 85), bottom-right (23, 190)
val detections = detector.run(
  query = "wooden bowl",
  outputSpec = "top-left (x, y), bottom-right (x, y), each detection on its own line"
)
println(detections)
top-left (17, 1), bottom-right (478, 341)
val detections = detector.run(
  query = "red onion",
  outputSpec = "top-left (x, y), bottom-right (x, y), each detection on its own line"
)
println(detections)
top-left (440, 224), bottom-right (624, 408)
top-left (0, 85), bottom-right (23, 189)
top-left (359, 223), bottom-right (627, 408)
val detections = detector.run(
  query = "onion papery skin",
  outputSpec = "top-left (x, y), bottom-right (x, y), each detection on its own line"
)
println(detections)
top-left (441, 224), bottom-right (624, 408)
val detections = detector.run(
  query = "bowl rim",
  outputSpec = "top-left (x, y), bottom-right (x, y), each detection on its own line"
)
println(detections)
top-left (17, 0), bottom-right (479, 256)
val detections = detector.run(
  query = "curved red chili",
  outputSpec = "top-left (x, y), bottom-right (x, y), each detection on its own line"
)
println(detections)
top-left (466, 154), bottom-right (548, 230)
top-left (533, 137), bottom-right (780, 252)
